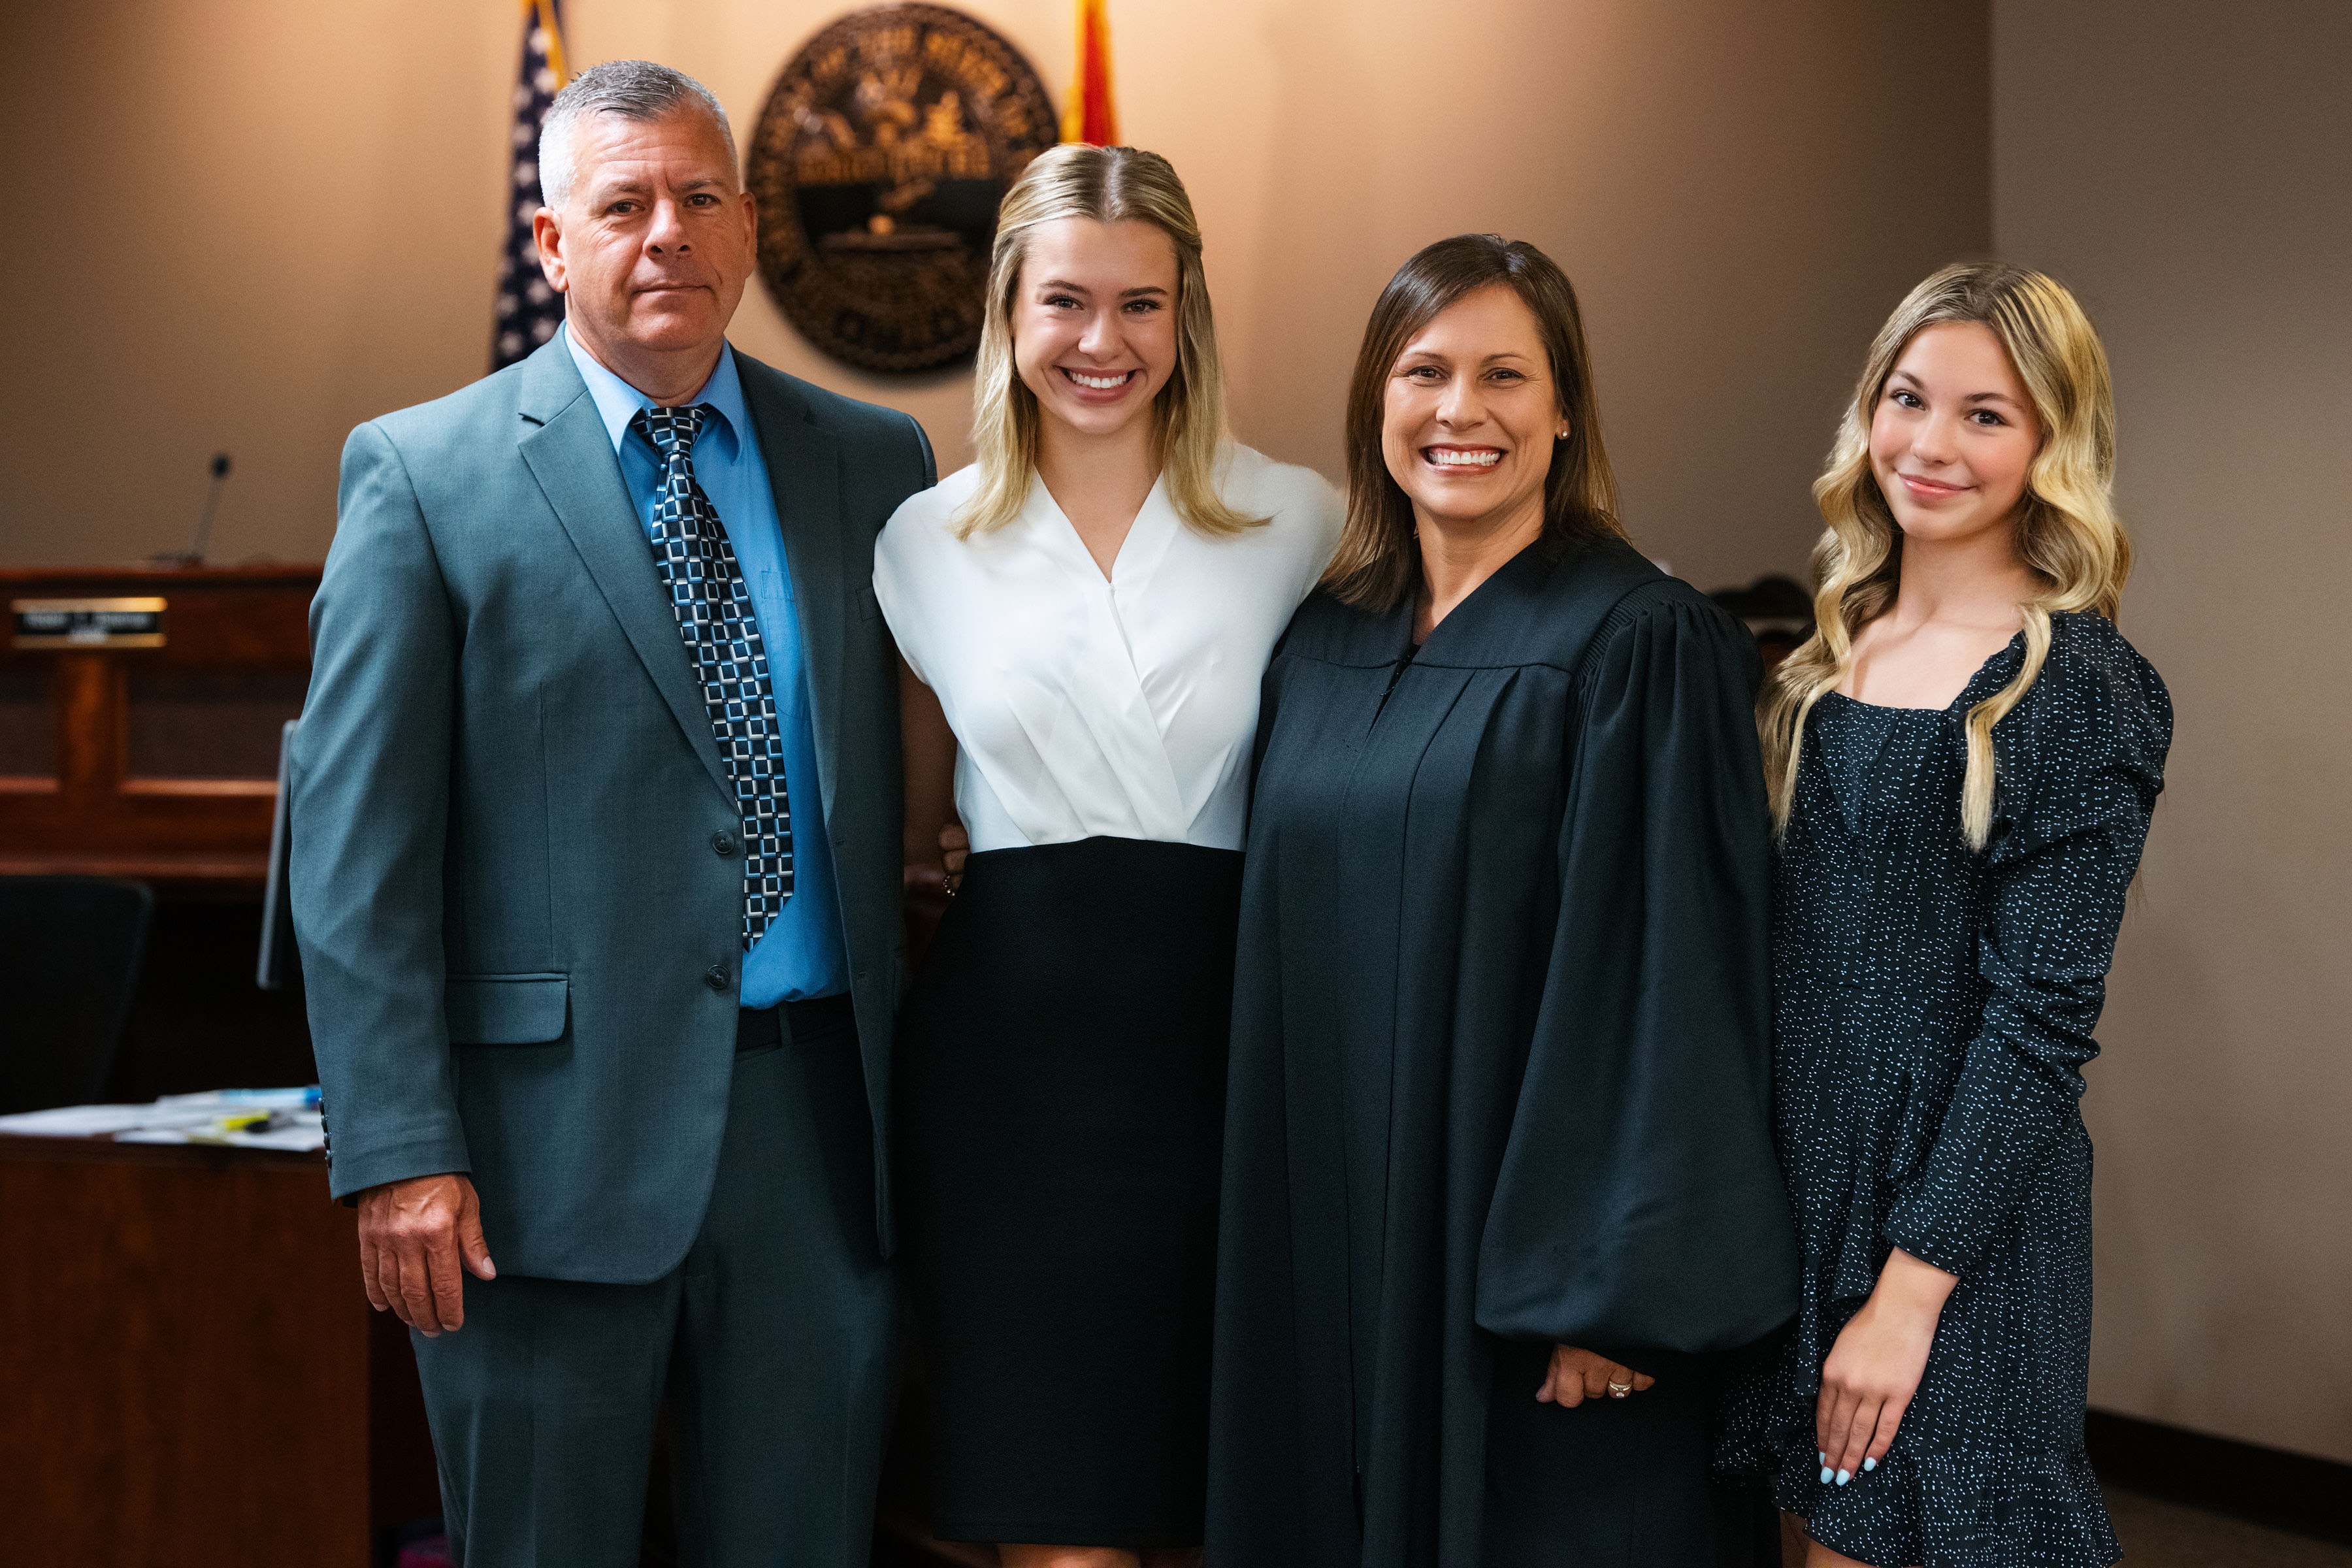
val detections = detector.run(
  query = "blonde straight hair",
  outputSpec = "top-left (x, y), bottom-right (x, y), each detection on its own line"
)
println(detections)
top-left (1759, 262), bottom-right (2130, 849)
top-left (956, 144), bottom-right (1260, 538)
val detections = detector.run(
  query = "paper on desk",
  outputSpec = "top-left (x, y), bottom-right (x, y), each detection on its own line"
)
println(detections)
top-left (116, 1114), bottom-right (325, 1153)
top-left (0, 1092), bottom-right (326, 1152)
top-left (0, 1104), bottom-right (218, 1137)
top-left (232, 1122), bottom-right (329, 1152)
top-left (157, 1087), bottom-right (320, 1112)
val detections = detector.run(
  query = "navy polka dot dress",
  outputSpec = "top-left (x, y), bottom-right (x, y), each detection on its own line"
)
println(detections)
top-left (1719, 612), bottom-right (2171, 1567)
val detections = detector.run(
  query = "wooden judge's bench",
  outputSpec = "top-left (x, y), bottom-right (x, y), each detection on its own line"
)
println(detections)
top-left (1, 563), bottom-right (325, 1104)
top-left (0, 563), bottom-right (315, 886)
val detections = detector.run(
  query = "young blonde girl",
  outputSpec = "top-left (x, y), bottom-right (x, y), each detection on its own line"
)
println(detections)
top-left (875, 145), bottom-right (1341, 1568)
top-left (1723, 262), bottom-right (2171, 1568)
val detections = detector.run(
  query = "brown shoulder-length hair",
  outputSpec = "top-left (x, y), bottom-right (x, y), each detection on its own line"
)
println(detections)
top-left (1323, 233), bottom-right (1623, 610)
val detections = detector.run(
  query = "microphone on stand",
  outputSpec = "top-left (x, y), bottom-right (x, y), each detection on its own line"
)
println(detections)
top-left (152, 453), bottom-right (231, 566)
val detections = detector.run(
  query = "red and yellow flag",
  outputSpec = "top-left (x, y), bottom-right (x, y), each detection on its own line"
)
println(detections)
top-left (1059, 0), bottom-right (1118, 146)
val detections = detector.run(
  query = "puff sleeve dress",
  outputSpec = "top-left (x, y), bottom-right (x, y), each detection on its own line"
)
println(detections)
top-left (1718, 610), bottom-right (2172, 1567)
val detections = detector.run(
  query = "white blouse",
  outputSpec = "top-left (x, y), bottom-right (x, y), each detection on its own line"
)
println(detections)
top-left (874, 446), bottom-right (1344, 853)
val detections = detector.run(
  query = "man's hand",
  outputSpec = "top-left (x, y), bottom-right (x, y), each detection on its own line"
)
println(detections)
top-left (357, 1172), bottom-right (495, 1336)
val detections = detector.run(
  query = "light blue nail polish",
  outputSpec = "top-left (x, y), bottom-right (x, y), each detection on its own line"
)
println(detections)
top-left (1836, 1469), bottom-right (1852, 1486)
top-left (1820, 1465), bottom-right (1835, 1484)
top-left (1863, 1457), bottom-right (1876, 1472)
top-left (1819, 1451), bottom-right (1828, 1465)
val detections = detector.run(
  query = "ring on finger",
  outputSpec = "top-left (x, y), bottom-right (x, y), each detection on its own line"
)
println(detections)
top-left (1607, 1380), bottom-right (1632, 1397)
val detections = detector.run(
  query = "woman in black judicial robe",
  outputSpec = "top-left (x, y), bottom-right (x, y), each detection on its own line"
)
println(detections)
top-left (1205, 236), bottom-right (1799, 1568)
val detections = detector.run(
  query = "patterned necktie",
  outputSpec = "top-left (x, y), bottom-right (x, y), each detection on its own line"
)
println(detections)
top-left (632, 404), bottom-right (791, 947)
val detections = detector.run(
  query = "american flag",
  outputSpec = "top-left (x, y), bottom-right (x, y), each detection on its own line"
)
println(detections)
top-left (493, 0), bottom-right (569, 372)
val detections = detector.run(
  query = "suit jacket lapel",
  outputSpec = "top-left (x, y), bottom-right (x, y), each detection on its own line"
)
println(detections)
top-left (514, 340), bottom-right (732, 803)
top-left (740, 359), bottom-right (847, 823)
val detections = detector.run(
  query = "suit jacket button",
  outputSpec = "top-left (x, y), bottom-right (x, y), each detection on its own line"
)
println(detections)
top-left (711, 831), bottom-right (740, 859)
top-left (705, 964), bottom-right (731, 992)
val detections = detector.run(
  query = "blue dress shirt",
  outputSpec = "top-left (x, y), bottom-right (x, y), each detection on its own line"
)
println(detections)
top-left (564, 326), bottom-right (849, 1006)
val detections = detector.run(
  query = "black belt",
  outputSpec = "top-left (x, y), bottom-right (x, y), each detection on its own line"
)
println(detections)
top-left (736, 992), bottom-right (856, 1053)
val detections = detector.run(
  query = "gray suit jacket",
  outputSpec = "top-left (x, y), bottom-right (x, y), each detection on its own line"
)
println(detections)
top-left (291, 335), bottom-right (932, 1281)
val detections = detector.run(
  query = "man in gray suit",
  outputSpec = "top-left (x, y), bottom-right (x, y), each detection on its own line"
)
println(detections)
top-left (291, 60), bottom-right (930, 1567)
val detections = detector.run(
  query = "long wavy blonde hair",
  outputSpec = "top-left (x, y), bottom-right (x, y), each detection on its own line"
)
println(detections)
top-left (956, 144), bottom-right (1260, 538)
top-left (1759, 261), bottom-right (2129, 849)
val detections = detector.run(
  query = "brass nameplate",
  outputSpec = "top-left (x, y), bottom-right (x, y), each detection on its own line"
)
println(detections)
top-left (12, 597), bottom-right (168, 649)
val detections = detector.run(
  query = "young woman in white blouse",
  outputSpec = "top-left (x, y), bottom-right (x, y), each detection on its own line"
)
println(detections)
top-left (874, 146), bottom-right (1341, 1568)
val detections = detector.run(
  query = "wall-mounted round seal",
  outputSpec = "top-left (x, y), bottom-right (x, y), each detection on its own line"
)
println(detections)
top-left (747, 5), bottom-right (1059, 374)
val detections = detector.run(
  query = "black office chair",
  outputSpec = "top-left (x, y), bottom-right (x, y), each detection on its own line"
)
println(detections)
top-left (0, 875), bottom-right (154, 1114)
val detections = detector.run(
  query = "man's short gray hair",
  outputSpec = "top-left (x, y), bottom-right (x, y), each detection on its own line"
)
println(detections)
top-left (538, 60), bottom-right (738, 210)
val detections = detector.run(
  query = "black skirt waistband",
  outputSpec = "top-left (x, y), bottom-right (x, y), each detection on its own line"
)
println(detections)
top-left (959, 836), bottom-right (1244, 898)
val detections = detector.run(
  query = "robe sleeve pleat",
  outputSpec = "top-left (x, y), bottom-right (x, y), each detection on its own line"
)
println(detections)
top-left (1473, 591), bottom-right (1801, 1356)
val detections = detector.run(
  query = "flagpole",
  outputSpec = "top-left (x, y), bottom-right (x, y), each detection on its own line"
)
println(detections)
top-left (533, 0), bottom-right (568, 89)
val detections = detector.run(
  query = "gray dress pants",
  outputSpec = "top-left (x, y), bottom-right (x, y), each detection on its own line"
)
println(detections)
top-left (410, 1018), bottom-right (896, 1568)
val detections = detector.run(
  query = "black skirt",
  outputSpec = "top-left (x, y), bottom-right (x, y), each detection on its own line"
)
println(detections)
top-left (897, 835), bottom-right (1243, 1547)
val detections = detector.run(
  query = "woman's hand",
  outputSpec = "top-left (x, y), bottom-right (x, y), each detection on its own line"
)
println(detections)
top-left (939, 823), bottom-right (969, 894)
top-left (1815, 1246), bottom-right (1957, 1484)
top-left (1537, 1345), bottom-right (1654, 1407)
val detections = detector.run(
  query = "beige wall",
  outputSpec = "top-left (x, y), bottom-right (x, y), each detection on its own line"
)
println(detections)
top-left (1994, 1), bottom-right (2352, 1463)
top-left (0, 0), bottom-right (1989, 596)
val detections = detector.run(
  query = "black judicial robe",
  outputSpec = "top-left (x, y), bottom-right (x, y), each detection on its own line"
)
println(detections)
top-left (1205, 538), bottom-right (1799, 1567)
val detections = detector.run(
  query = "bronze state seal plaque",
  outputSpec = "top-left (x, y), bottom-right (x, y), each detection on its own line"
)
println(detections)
top-left (749, 5), bottom-right (1057, 373)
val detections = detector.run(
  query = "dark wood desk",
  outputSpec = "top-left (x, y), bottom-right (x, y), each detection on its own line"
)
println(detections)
top-left (0, 1135), bottom-right (435, 1567)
